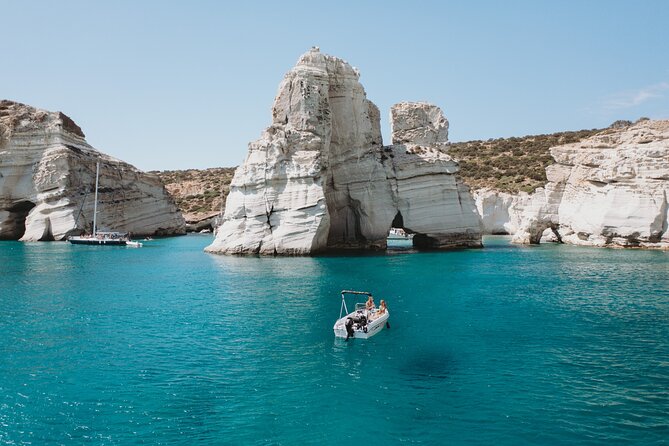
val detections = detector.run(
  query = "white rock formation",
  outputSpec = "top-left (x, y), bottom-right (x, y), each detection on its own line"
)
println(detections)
top-left (390, 102), bottom-right (449, 146)
top-left (474, 189), bottom-right (526, 235)
top-left (475, 120), bottom-right (669, 249)
top-left (206, 48), bottom-right (481, 255)
top-left (0, 100), bottom-right (185, 240)
top-left (386, 103), bottom-right (481, 249)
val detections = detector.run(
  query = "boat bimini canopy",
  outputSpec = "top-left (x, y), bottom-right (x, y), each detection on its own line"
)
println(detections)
top-left (339, 290), bottom-right (373, 319)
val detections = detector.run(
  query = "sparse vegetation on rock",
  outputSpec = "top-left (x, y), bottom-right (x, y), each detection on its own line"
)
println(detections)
top-left (447, 129), bottom-right (603, 193)
top-left (158, 122), bottom-right (645, 215)
top-left (153, 168), bottom-right (235, 223)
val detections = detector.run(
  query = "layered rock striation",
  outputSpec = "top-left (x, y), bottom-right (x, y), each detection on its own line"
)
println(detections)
top-left (385, 103), bottom-right (481, 249)
top-left (0, 100), bottom-right (186, 240)
top-left (206, 48), bottom-right (481, 255)
top-left (476, 120), bottom-right (669, 249)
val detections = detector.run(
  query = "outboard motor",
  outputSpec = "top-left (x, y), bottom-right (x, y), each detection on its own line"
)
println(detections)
top-left (350, 314), bottom-right (367, 326)
top-left (345, 315), bottom-right (368, 340)
top-left (345, 317), bottom-right (355, 340)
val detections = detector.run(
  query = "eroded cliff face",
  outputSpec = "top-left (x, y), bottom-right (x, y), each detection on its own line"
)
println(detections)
top-left (205, 48), bottom-right (481, 255)
top-left (386, 102), bottom-right (481, 249)
top-left (475, 120), bottom-right (669, 249)
top-left (0, 100), bottom-right (186, 240)
top-left (474, 189), bottom-right (526, 235)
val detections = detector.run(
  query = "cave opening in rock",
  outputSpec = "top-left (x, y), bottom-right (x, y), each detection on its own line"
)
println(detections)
top-left (387, 211), bottom-right (418, 250)
top-left (412, 233), bottom-right (441, 249)
top-left (0, 201), bottom-right (36, 240)
top-left (391, 211), bottom-right (404, 229)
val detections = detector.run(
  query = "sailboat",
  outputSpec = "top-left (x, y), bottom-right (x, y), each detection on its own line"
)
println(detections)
top-left (67, 161), bottom-right (142, 247)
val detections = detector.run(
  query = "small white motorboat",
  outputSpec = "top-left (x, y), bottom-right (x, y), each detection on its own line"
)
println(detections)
top-left (333, 290), bottom-right (389, 340)
top-left (126, 240), bottom-right (143, 248)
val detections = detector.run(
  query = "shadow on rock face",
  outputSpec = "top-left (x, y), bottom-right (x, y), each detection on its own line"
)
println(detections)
top-left (0, 200), bottom-right (35, 240)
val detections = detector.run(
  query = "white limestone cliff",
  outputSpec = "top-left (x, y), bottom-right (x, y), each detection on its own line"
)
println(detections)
top-left (390, 102), bottom-right (449, 146)
top-left (475, 120), bottom-right (668, 249)
top-left (474, 189), bottom-right (526, 235)
top-left (206, 48), bottom-right (481, 255)
top-left (0, 100), bottom-right (186, 240)
top-left (386, 103), bottom-right (481, 249)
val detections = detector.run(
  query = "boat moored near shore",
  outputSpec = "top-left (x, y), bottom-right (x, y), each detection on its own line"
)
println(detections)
top-left (67, 161), bottom-right (143, 247)
top-left (68, 231), bottom-right (131, 246)
top-left (388, 228), bottom-right (413, 240)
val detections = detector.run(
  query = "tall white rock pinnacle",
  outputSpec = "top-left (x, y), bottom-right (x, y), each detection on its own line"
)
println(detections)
top-left (206, 48), bottom-right (481, 255)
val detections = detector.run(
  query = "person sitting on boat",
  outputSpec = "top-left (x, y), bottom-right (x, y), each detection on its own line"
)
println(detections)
top-left (365, 295), bottom-right (375, 311)
top-left (378, 300), bottom-right (387, 315)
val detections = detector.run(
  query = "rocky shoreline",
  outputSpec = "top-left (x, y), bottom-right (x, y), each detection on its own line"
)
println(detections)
top-left (153, 168), bottom-right (235, 233)
top-left (0, 100), bottom-right (185, 240)
top-left (2, 50), bottom-right (667, 251)
top-left (163, 119), bottom-right (668, 251)
top-left (475, 119), bottom-right (669, 249)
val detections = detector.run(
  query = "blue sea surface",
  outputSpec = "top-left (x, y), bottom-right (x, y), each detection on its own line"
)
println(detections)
top-left (1, 235), bottom-right (668, 445)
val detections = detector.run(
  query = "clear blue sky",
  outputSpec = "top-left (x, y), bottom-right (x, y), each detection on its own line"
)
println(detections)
top-left (3, 1), bottom-right (668, 171)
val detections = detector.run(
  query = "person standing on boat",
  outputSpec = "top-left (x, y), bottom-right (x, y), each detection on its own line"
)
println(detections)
top-left (365, 295), bottom-right (375, 311)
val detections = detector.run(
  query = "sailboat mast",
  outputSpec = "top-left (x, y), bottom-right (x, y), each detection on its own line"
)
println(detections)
top-left (92, 161), bottom-right (100, 236)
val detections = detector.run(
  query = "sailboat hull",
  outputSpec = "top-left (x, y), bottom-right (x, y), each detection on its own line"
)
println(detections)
top-left (68, 237), bottom-right (127, 246)
top-left (68, 162), bottom-right (141, 248)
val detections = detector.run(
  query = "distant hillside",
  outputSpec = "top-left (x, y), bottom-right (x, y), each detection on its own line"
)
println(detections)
top-left (153, 167), bottom-right (235, 223)
top-left (155, 124), bottom-right (633, 218)
top-left (447, 128), bottom-right (604, 193)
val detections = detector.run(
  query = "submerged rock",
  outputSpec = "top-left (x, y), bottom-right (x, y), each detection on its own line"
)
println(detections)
top-left (0, 100), bottom-right (186, 240)
top-left (476, 120), bottom-right (669, 249)
top-left (206, 48), bottom-right (481, 255)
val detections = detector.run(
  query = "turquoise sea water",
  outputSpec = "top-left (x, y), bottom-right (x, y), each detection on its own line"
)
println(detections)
top-left (1, 235), bottom-right (668, 445)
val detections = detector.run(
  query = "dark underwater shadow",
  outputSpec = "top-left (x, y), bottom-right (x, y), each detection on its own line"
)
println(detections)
top-left (399, 350), bottom-right (458, 386)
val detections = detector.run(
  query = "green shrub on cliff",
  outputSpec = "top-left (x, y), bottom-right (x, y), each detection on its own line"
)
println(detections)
top-left (156, 126), bottom-right (619, 215)
top-left (446, 128), bottom-right (602, 193)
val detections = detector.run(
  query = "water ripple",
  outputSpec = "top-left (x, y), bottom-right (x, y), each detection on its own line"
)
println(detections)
top-left (1, 236), bottom-right (668, 444)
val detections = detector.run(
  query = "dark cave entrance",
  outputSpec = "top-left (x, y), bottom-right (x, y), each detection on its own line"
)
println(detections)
top-left (387, 211), bottom-right (442, 251)
top-left (0, 201), bottom-right (36, 240)
top-left (387, 211), bottom-right (416, 251)
top-left (391, 211), bottom-right (404, 229)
